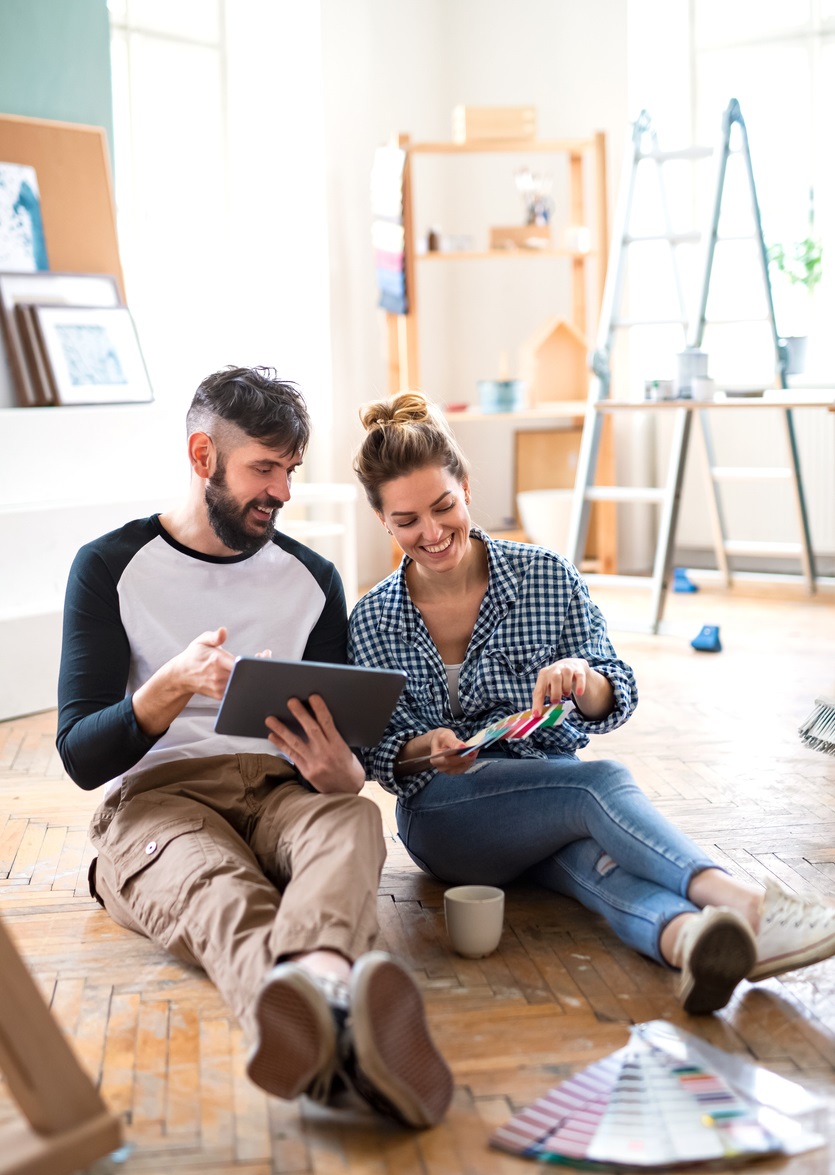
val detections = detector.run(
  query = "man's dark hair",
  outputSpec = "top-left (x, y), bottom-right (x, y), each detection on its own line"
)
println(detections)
top-left (187, 366), bottom-right (311, 456)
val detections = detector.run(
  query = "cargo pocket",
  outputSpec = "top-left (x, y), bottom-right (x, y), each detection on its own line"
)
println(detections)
top-left (98, 795), bottom-right (212, 950)
top-left (109, 814), bottom-right (206, 893)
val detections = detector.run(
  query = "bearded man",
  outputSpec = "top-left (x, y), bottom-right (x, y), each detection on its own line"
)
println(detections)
top-left (56, 366), bottom-right (451, 1130)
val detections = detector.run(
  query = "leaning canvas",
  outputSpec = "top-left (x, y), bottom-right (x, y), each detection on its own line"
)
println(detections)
top-left (0, 162), bottom-right (49, 272)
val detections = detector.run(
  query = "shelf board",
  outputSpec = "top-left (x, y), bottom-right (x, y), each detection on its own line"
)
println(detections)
top-left (593, 396), bottom-right (835, 412)
top-left (418, 248), bottom-right (597, 262)
top-left (444, 402), bottom-right (588, 424)
top-left (408, 138), bottom-right (596, 155)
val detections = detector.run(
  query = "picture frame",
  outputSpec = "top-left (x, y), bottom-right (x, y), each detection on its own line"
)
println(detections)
top-left (29, 303), bottom-right (153, 406)
top-left (14, 302), bottom-right (53, 405)
top-left (0, 270), bottom-right (122, 407)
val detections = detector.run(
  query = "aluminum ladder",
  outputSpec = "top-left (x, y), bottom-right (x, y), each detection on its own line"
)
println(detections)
top-left (564, 98), bottom-right (816, 632)
top-left (686, 100), bottom-right (816, 595)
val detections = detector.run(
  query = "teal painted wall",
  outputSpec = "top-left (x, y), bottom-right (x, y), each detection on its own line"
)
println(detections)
top-left (0, 0), bottom-right (113, 160)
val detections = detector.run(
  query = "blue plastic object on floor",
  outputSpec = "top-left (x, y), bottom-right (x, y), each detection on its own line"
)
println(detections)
top-left (691, 624), bottom-right (721, 652)
top-left (673, 566), bottom-right (699, 592)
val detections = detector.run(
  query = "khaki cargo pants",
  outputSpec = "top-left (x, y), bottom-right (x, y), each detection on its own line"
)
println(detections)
top-left (89, 754), bottom-right (386, 1039)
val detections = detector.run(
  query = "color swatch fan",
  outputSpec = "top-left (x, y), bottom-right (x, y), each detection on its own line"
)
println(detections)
top-left (491, 1020), bottom-right (824, 1169)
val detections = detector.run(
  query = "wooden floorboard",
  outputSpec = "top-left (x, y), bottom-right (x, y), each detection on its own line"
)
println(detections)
top-left (0, 580), bottom-right (834, 1172)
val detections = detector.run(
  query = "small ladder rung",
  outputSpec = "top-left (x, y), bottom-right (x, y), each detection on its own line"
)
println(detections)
top-left (623, 231), bottom-right (701, 245)
top-left (638, 146), bottom-right (713, 162)
top-left (723, 540), bottom-right (803, 557)
top-left (704, 314), bottom-right (772, 325)
top-left (610, 317), bottom-right (687, 328)
top-left (585, 486), bottom-right (667, 503)
top-left (709, 466), bottom-right (792, 481)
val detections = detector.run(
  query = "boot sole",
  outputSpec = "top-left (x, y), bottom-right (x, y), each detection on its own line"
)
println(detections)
top-left (349, 952), bottom-right (453, 1128)
top-left (680, 919), bottom-right (757, 1015)
top-left (246, 969), bottom-right (336, 1099)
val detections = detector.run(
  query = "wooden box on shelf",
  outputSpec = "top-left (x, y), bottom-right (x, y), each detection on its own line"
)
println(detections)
top-left (521, 316), bottom-right (589, 405)
top-left (489, 224), bottom-right (551, 250)
top-left (452, 105), bottom-right (536, 143)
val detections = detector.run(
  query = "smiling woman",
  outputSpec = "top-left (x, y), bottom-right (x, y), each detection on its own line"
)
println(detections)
top-left (347, 390), bottom-right (835, 1017)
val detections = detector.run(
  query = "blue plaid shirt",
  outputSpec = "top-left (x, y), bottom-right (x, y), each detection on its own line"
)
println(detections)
top-left (347, 529), bottom-right (637, 798)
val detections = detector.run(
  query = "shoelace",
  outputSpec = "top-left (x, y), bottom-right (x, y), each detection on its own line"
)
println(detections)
top-left (764, 890), bottom-right (835, 931)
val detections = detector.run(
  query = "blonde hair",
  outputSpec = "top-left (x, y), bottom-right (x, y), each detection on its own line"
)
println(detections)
top-left (353, 391), bottom-right (470, 513)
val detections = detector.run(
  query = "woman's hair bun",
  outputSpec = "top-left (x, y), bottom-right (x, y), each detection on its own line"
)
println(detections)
top-left (359, 391), bottom-right (432, 433)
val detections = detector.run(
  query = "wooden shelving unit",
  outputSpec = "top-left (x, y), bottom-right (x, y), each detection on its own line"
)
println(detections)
top-left (383, 130), bottom-right (616, 571)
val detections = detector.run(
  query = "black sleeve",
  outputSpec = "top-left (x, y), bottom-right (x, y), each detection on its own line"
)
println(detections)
top-left (56, 540), bottom-right (161, 791)
top-left (302, 561), bottom-right (349, 664)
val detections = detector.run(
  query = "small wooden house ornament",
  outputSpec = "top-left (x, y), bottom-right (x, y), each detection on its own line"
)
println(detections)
top-left (521, 316), bottom-right (590, 405)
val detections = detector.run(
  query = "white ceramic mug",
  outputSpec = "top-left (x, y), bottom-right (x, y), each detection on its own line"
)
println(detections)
top-left (444, 885), bottom-right (505, 958)
top-left (691, 376), bottom-right (716, 401)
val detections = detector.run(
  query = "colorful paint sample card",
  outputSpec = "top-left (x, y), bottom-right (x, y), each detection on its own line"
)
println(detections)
top-left (490, 1020), bottom-right (824, 1169)
top-left (461, 699), bottom-right (574, 754)
top-left (401, 700), bottom-right (574, 769)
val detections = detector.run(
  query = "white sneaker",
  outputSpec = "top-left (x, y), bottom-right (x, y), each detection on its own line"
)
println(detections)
top-left (675, 906), bottom-right (757, 1015)
top-left (749, 878), bottom-right (835, 982)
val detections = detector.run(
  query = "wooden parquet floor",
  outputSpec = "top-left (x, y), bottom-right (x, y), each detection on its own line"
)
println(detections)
top-left (1, 579), bottom-right (834, 1173)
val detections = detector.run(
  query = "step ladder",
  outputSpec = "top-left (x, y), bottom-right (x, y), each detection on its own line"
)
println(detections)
top-left (564, 98), bottom-right (817, 632)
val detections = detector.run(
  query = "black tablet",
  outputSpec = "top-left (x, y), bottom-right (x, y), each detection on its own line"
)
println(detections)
top-left (214, 657), bottom-right (406, 746)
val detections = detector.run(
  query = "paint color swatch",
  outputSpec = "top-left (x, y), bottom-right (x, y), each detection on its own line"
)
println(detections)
top-left (400, 700), bottom-right (574, 769)
top-left (490, 1021), bottom-right (824, 1169)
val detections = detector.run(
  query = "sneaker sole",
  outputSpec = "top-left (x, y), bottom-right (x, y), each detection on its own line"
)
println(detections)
top-left (680, 919), bottom-right (757, 1015)
top-left (749, 929), bottom-right (835, 982)
top-left (349, 952), bottom-right (453, 1128)
top-left (246, 969), bottom-right (336, 1099)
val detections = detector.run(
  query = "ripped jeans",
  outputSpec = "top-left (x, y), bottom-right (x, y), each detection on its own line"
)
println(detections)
top-left (395, 754), bottom-right (720, 964)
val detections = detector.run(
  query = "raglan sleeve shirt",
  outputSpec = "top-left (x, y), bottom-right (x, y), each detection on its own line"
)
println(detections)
top-left (57, 518), bottom-right (349, 792)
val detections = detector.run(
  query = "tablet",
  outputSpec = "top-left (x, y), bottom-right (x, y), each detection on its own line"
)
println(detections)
top-left (214, 657), bottom-right (407, 746)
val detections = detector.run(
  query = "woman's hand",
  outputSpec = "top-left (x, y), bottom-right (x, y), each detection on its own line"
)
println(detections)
top-left (395, 728), bottom-right (474, 776)
top-left (265, 695), bottom-right (366, 794)
top-left (532, 658), bottom-right (614, 719)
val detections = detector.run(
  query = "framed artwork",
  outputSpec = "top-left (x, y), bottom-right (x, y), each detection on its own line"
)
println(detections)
top-left (0, 270), bottom-right (122, 406)
top-left (0, 162), bottom-right (49, 272)
top-left (29, 304), bottom-right (153, 406)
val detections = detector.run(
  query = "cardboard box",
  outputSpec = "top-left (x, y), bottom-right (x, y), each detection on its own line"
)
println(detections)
top-left (452, 105), bottom-right (537, 143)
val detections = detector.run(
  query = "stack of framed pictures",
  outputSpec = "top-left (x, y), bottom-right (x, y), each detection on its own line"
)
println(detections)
top-left (0, 270), bottom-right (153, 407)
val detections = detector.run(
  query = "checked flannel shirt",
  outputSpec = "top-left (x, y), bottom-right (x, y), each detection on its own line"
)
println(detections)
top-left (347, 528), bottom-right (638, 799)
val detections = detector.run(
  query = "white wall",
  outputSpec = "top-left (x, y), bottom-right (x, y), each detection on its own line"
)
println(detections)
top-left (0, 397), bottom-right (185, 718)
top-left (320, 0), bottom-right (630, 585)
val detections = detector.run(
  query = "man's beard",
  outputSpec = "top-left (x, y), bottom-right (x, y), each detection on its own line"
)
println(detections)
top-left (205, 466), bottom-right (282, 555)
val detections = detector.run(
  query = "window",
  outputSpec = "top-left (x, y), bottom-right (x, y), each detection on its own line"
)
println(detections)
top-left (108, 0), bottom-right (334, 447)
top-left (693, 2), bottom-right (833, 380)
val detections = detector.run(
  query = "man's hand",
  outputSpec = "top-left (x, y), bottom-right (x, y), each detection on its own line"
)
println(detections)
top-left (133, 626), bottom-right (235, 736)
top-left (174, 627), bottom-right (236, 699)
top-left (264, 695), bottom-right (366, 794)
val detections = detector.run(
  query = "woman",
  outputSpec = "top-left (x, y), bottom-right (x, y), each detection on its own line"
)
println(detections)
top-left (348, 391), bottom-right (835, 1015)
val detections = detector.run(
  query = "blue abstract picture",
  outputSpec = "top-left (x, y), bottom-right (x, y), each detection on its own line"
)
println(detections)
top-left (54, 324), bottom-right (128, 386)
top-left (0, 162), bottom-right (49, 272)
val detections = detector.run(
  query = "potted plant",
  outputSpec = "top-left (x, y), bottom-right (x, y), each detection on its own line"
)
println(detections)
top-left (767, 189), bottom-right (823, 375)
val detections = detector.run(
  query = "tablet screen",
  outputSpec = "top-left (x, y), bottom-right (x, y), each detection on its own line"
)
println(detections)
top-left (214, 657), bottom-right (406, 746)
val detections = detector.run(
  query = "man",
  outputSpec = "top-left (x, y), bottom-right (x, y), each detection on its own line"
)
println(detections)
top-left (56, 366), bottom-right (452, 1129)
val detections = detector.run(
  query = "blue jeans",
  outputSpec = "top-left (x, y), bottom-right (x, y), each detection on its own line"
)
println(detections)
top-left (395, 754), bottom-right (719, 964)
